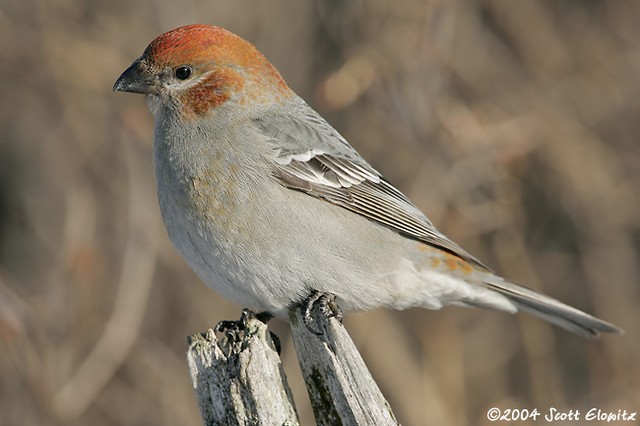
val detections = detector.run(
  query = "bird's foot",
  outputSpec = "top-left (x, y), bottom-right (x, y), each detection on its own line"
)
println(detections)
top-left (214, 309), bottom-right (281, 354)
top-left (302, 290), bottom-right (343, 335)
top-left (255, 311), bottom-right (274, 324)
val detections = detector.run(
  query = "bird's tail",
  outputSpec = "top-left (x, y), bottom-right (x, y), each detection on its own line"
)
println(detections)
top-left (481, 278), bottom-right (623, 338)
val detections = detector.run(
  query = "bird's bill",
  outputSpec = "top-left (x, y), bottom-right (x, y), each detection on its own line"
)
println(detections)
top-left (113, 59), bottom-right (155, 94)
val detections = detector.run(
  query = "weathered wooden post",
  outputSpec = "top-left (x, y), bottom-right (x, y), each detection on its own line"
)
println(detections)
top-left (186, 310), bottom-right (299, 425)
top-left (187, 304), bottom-right (398, 425)
top-left (289, 304), bottom-right (398, 426)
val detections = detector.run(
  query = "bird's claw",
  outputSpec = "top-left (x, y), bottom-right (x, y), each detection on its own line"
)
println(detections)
top-left (302, 290), bottom-right (343, 335)
top-left (214, 309), bottom-right (281, 354)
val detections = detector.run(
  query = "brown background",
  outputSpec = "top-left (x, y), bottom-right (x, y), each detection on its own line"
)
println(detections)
top-left (1, 1), bottom-right (639, 425)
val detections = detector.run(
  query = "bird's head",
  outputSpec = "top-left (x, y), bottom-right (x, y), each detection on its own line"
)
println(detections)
top-left (114, 24), bottom-right (292, 117)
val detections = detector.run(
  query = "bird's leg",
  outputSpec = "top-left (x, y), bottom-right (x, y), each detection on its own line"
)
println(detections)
top-left (214, 319), bottom-right (242, 334)
top-left (216, 309), bottom-right (274, 333)
top-left (214, 308), bottom-right (254, 343)
top-left (302, 290), bottom-right (343, 335)
top-left (255, 311), bottom-right (274, 324)
top-left (215, 309), bottom-right (281, 354)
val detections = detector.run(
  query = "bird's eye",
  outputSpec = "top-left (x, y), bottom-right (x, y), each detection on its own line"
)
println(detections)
top-left (174, 66), bottom-right (192, 80)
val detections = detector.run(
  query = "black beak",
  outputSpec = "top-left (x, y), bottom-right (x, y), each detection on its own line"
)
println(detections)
top-left (113, 59), bottom-right (155, 94)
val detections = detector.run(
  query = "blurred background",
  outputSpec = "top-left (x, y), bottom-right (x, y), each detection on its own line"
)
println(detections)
top-left (1, 0), bottom-right (639, 425)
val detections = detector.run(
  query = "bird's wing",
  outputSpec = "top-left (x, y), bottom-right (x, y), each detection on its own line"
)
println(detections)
top-left (252, 97), bottom-right (489, 270)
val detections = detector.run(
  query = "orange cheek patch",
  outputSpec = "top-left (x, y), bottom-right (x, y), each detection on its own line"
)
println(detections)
top-left (180, 70), bottom-right (245, 116)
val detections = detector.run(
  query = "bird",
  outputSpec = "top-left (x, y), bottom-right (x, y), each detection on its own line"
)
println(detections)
top-left (113, 24), bottom-right (622, 338)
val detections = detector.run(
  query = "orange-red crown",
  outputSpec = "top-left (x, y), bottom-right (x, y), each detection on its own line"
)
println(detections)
top-left (145, 24), bottom-right (288, 92)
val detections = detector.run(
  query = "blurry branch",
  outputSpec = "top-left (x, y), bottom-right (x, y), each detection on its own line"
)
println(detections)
top-left (187, 304), bottom-right (399, 426)
top-left (52, 143), bottom-right (159, 421)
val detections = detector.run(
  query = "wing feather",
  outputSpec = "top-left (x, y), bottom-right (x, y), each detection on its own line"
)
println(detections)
top-left (252, 97), bottom-right (489, 270)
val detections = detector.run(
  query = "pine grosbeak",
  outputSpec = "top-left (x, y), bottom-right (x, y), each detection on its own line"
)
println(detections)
top-left (114, 24), bottom-right (621, 337)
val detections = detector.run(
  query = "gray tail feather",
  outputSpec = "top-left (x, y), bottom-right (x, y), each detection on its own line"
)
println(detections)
top-left (483, 280), bottom-right (623, 339)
